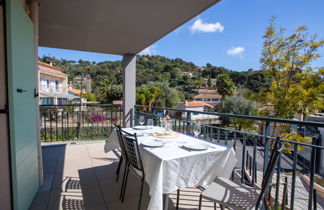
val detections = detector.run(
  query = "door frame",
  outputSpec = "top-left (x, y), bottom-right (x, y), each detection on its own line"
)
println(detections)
top-left (0, 0), bottom-right (13, 208)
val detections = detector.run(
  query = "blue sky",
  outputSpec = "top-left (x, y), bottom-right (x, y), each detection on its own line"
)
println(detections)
top-left (39, 0), bottom-right (324, 72)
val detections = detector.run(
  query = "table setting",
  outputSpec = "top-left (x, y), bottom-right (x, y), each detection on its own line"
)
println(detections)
top-left (105, 117), bottom-right (237, 210)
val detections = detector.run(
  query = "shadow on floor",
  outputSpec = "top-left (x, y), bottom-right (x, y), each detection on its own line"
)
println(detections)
top-left (30, 143), bottom-right (218, 210)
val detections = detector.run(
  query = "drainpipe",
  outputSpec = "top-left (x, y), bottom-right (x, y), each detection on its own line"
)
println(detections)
top-left (28, 0), bottom-right (43, 186)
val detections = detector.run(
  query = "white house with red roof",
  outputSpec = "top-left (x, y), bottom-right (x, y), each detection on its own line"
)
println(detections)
top-left (176, 101), bottom-right (218, 120)
top-left (38, 61), bottom-right (69, 105)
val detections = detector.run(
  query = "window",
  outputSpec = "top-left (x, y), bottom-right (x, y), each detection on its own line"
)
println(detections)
top-left (40, 78), bottom-right (48, 92)
top-left (57, 98), bottom-right (67, 105)
top-left (55, 80), bottom-right (61, 92)
top-left (40, 97), bottom-right (54, 105)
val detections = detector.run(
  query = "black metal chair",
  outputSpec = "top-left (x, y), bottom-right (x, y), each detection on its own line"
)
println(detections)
top-left (120, 129), bottom-right (146, 210)
top-left (198, 140), bottom-right (284, 210)
top-left (114, 124), bottom-right (127, 183)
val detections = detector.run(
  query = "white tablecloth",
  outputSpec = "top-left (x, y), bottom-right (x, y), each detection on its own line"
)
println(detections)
top-left (105, 127), bottom-right (237, 210)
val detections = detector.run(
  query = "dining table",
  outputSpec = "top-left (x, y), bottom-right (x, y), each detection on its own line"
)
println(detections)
top-left (105, 126), bottom-right (237, 210)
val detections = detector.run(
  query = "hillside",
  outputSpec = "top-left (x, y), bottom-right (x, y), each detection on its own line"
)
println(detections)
top-left (40, 55), bottom-right (270, 101)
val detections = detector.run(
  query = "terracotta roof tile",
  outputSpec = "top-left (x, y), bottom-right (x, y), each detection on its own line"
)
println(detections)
top-left (198, 89), bottom-right (218, 94)
top-left (186, 101), bottom-right (214, 108)
top-left (193, 94), bottom-right (222, 99)
top-left (68, 88), bottom-right (84, 95)
top-left (38, 61), bottom-right (68, 76)
top-left (38, 61), bottom-right (64, 71)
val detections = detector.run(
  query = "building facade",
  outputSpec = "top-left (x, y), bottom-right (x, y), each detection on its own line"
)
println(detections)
top-left (38, 61), bottom-right (68, 105)
top-left (193, 89), bottom-right (222, 105)
top-left (176, 101), bottom-right (218, 120)
top-left (72, 74), bottom-right (92, 93)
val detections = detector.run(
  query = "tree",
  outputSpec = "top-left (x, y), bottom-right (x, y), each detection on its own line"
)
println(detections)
top-left (255, 17), bottom-right (324, 147)
top-left (216, 74), bottom-right (236, 98)
top-left (136, 85), bottom-right (161, 107)
top-left (154, 82), bottom-right (181, 107)
top-left (260, 17), bottom-right (324, 119)
top-left (81, 93), bottom-right (96, 102)
top-left (216, 96), bottom-right (258, 131)
top-left (107, 85), bottom-right (122, 103)
top-left (97, 80), bottom-right (122, 103)
top-left (136, 82), bottom-right (181, 108)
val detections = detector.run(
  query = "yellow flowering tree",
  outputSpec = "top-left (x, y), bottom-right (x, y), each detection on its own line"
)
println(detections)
top-left (259, 17), bottom-right (324, 143)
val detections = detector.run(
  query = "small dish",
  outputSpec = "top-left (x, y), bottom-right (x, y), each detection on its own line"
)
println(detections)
top-left (133, 126), bottom-right (148, 130)
top-left (141, 140), bottom-right (165, 148)
top-left (182, 142), bottom-right (208, 151)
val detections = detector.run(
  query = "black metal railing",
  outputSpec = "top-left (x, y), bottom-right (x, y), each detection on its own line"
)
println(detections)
top-left (40, 104), bottom-right (123, 142)
top-left (134, 105), bottom-right (324, 210)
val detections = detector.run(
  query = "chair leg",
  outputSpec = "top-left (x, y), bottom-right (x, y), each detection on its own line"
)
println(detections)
top-left (120, 162), bottom-right (128, 200)
top-left (138, 177), bottom-right (145, 210)
top-left (220, 204), bottom-right (225, 210)
top-left (214, 202), bottom-right (216, 210)
top-left (116, 156), bottom-right (123, 182)
top-left (198, 194), bottom-right (202, 210)
top-left (121, 163), bottom-right (130, 202)
top-left (176, 189), bottom-right (180, 209)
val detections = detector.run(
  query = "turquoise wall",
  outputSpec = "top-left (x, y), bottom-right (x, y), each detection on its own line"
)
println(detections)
top-left (6, 0), bottom-right (39, 209)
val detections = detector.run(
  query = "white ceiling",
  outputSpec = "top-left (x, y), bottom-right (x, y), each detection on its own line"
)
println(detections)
top-left (38, 0), bottom-right (221, 55)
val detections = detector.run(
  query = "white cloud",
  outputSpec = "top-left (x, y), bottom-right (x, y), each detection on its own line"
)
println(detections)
top-left (189, 18), bottom-right (224, 33)
top-left (139, 45), bottom-right (158, 55)
top-left (227, 46), bottom-right (245, 58)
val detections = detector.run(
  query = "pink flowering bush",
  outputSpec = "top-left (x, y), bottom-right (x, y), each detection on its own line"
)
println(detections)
top-left (91, 114), bottom-right (107, 122)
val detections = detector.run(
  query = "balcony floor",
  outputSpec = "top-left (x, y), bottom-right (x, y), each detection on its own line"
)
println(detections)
top-left (30, 142), bottom-right (218, 210)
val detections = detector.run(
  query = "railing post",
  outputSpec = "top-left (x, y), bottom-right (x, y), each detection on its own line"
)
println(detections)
top-left (290, 144), bottom-right (298, 209)
top-left (153, 108), bottom-right (157, 126)
top-left (263, 121), bottom-right (271, 173)
top-left (241, 137), bottom-right (247, 184)
top-left (309, 137), bottom-right (318, 209)
top-left (134, 105), bottom-right (138, 126)
top-left (186, 111), bottom-right (191, 135)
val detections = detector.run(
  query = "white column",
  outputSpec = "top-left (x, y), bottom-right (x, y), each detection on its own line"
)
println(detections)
top-left (122, 54), bottom-right (136, 127)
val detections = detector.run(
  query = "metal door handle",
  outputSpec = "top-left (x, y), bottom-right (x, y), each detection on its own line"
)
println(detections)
top-left (34, 89), bottom-right (39, 97)
top-left (17, 88), bottom-right (27, 93)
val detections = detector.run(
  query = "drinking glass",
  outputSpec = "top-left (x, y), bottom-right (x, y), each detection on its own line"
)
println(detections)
top-left (159, 117), bottom-right (164, 127)
top-left (139, 116), bottom-right (145, 126)
top-left (193, 123), bottom-right (201, 138)
top-left (147, 119), bottom-right (154, 130)
top-left (164, 120), bottom-right (173, 135)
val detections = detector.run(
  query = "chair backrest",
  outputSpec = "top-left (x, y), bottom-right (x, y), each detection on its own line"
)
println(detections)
top-left (114, 124), bottom-right (127, 160)
top-left (255, 140), bottom-right (284, 208)
top-left (120, 129), bottom-right (144, 173)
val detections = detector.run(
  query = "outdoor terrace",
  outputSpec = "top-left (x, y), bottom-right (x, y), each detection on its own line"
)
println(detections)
top-left (34, 104), bottom-right (324, 210)
top-left (30, 142), bottom-right (217, 210)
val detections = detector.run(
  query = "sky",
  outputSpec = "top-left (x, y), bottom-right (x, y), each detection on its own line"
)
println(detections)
top-left (39, 0), bottom-right (324, 72)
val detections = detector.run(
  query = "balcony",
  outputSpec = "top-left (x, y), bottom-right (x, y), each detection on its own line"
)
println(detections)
top-left (40, 85), bottom-right (67, 94)
top-left (33, 104), bottom-right (324, 209)
top-left (30, 142), bottom-right (217, 209)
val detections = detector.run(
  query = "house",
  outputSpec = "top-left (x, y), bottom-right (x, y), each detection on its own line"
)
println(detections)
top-left (193, 89), bottom-right (222, 105)
top-left (182, 72), bottom-right (193, 77)
top-left (203, 78), bottom-right (217, 87)
top-left (176, 101), bottom-right (218, 120)
top-left (68, 87), bottom-right (87, 103)
top-left (38, 61), bottom-right (69, 105)
top-left (72, 74), bottom-right (92, 93)
top-left (113, 100), bottom-right (123, 105)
